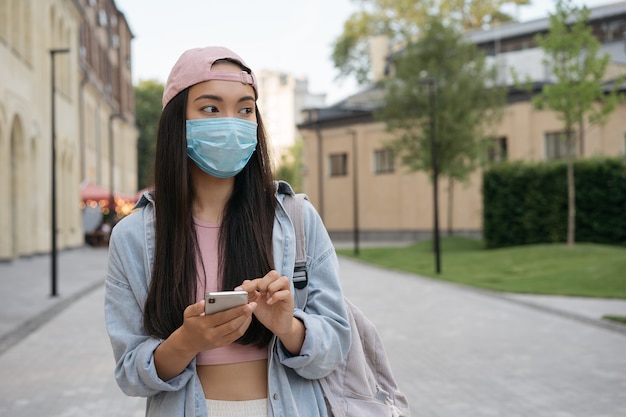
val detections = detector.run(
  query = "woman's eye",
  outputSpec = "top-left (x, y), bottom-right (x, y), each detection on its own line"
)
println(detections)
top-left (239, 107), bottom-right (253, 115)
top-left (201, 105), bottom-right (218, 113)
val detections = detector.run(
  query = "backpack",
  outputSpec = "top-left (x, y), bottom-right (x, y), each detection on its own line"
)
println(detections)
top-left (282, 192), bottom-right (411, 417)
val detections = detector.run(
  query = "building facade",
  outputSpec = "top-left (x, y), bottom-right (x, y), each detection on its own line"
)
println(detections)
top-left (298, 2), bottom-right (626, 244)
top-left (0, 0), bottom-right (137, 261)
top-left (257, 70), bottom-right (325, 167)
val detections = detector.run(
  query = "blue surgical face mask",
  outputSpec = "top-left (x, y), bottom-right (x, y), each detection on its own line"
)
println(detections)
top-left (186, 118), bottom-right (258, 178)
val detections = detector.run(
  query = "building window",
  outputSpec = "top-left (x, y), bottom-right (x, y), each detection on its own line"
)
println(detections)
top-left (500, 35), bottom-right (537, 53)
top-left (328, 153), bottom-right (348, 177)
top-left (98, 9), bottom-right (108, 26)
top-left (329, 153), bottom-right (348, 177)
top-left (545, 131), bottom-right (575, 160)
top-left (373, 149), bottom-right (395, 174)
top-left (110, 34), bottom-right (120, 49)
top-left (595, 18), bottom-right (626, 43)
top-left (485, 136), bottom-right (508, 163)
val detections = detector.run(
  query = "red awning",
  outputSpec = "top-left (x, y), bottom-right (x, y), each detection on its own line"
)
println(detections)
top-left (80, 181), bottom-right (112, 202)
top-left (80, 181), bottom-right (138, 203)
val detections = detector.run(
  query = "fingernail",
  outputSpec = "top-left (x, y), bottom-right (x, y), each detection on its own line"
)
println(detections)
top-left (235, 286), bottom-right (243, 291)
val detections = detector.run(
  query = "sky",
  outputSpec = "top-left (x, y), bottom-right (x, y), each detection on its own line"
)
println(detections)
top-left (115, 0), bottom-right (618, 105)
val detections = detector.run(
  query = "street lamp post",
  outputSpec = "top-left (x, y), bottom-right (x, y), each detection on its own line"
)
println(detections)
top-left (314, 120), bottom-right (324, 221)
top-left (349, 129), bottom-right (360, 256)
top-left (419, 76), bottom-right (441, 274)
top-left (50, 48), bottom-right (70, 297)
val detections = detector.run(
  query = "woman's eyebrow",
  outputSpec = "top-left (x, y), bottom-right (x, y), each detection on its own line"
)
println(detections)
top-left (194, 94), bottom-right (222, 102)
top-left (193, 94), bottom-right (255, 103)
top-left (238, 95), bottom-right (255, 103)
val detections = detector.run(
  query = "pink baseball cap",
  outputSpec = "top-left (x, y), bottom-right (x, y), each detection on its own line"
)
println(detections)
top-left (162, 46), bottom-right (258, 108)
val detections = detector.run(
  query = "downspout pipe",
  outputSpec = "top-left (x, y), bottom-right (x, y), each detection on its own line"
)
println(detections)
top-left (315, 121), bottom-right (324, 221)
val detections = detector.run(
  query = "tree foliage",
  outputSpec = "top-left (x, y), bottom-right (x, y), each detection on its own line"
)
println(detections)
top-left (532, 0), bottom-right (624, 245)
top-left (274, 139), bottom-right (304, 193)
top-left (534, 0), bottom-right (622, 131)
top-left (332, 0), bottom-right (530, 83)
top-left (135, 80), bottom-right (164, 190)
top-left (378, 16), bottom-right (506, 183)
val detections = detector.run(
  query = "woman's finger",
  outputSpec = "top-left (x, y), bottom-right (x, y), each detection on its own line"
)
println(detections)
top-left (183, 300), bottom-right (206, 318)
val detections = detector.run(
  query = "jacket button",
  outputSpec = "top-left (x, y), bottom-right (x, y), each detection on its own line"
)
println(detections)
top-left (273, 393), bottom-right (279, 400)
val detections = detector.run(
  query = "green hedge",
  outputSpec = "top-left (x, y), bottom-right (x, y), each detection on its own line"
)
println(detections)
top-left (483, 157), bottom-right (626, 248)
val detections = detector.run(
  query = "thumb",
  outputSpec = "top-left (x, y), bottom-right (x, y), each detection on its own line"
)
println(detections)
top-left (184, 300), bottom-right (206, 318)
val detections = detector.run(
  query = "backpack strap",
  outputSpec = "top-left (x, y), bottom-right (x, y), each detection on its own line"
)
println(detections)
top-left (281, 188), bottom-right (410, 417)
top-left (282, 192), bottom-right (309, 310)
top-left (282, 193), bottom-right (339, 412)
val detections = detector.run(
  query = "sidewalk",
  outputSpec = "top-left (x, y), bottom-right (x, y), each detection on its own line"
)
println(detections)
top-left (0, 246), bottom-right (109, 354)
top-left (338, 257), bottom-right (626, 417)
top-left (2, 244), bottom-right (625, 351)
top-left (503, 292), bottom-right (626, 333)
top-left (0, 245), bottom-right (625, 417)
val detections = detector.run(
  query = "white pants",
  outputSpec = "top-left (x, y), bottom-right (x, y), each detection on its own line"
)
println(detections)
top-left (206, 398), bottom-right (268, 417)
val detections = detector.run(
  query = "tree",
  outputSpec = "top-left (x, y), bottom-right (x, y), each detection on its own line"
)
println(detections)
top-left (332, 0), bottom-right (530, 84)
top-left (135, 80), bottom-right (164, 190)
top-left (275, 139), bottom-right (304, 193)
top-left (532, 0), bottom-right (624, 246)
top-left (378, 16), bottom-right (506, 234)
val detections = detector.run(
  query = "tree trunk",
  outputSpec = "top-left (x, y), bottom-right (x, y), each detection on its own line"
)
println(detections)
top-left (566, 127), bottom-right (576, 246)
top-left (578, 118), bottom-right (585, 156)
top-left (447, 177), bottom-right (454, 236)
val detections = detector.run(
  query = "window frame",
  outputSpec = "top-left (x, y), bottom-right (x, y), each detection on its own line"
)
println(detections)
top-left (328, 153), bottom-right (348, 177)
top-left (544, 131), bottom-right (575, 161)
top-left (485, 136), bottom-right (508, 164)
top-left (373, 148), bottom-right (395, 174)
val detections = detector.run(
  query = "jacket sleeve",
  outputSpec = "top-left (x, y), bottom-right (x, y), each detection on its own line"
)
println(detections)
top-left (104, 211), bottom-right (196, 397)
top-left (276, 198), bottom-right (351, 379)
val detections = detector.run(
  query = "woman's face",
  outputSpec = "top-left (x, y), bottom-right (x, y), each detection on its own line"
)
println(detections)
top-left (185, 61), bottom-right (257, 123)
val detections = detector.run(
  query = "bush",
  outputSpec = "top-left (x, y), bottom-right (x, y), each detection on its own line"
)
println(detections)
top-left (483, 157), bottom-right (626, 248)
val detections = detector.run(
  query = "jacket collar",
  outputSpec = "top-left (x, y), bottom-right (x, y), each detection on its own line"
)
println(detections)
top-left (135, 180), bottom-right (294, 211)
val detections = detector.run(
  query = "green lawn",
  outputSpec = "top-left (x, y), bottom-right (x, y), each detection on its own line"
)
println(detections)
top-left (336, 237), bottom-right (626, 299)
top-left (603, 316), bottom-right (626, 324)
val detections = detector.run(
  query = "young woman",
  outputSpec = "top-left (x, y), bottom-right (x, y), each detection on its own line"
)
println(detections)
top-left (104, 46), bottom-right (351, 417)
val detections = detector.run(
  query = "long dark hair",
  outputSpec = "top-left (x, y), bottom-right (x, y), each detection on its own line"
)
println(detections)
top-left (143, 82), bottom-right (277, 348)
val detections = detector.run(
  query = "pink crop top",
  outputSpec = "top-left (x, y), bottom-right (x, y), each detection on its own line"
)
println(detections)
top-left (193, 218), bottom-right (268, 366)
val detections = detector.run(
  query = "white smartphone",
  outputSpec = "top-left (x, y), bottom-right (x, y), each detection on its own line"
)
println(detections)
top-left (204, 290), bottom-right (249, 315)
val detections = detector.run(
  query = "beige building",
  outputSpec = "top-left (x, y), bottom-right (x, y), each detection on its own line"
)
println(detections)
top-left (0, 0), bottom-right (137, 261)
top-left (298, 2), bottom-right (626, 243)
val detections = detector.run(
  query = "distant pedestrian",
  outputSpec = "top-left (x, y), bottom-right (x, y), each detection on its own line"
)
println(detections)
top-left (100, 221), bottom-right (111, 245)
top-left (104, 46), bottom-right (350, 417)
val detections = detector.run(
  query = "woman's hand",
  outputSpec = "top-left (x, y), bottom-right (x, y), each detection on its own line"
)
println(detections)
top-left (154, 300), bottom-right (256, 381)
top-left (237, 270), bottom-right (305, 355)
top-left (180, 299), bottom-right (257, 352)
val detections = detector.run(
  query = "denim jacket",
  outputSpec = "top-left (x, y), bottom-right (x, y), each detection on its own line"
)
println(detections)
top-left (104, 181), bottom-right (351, 417)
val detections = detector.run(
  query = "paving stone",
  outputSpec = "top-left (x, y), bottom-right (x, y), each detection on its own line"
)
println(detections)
top-left (0, 247), bottom-right (625, 416)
